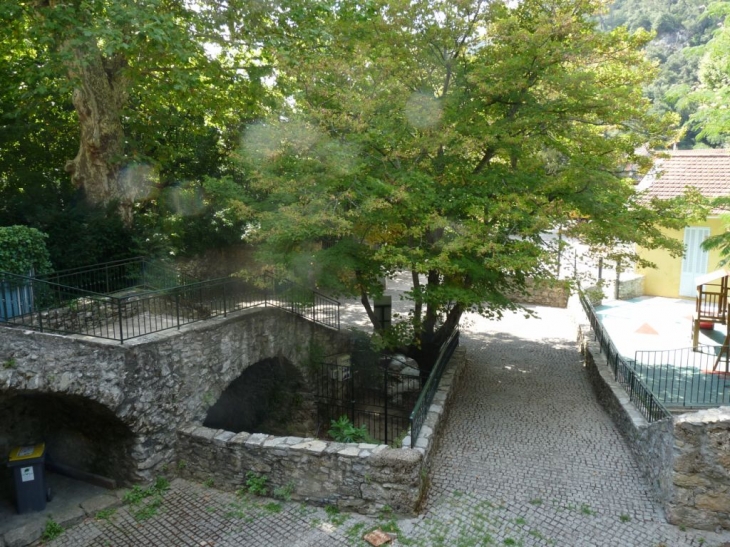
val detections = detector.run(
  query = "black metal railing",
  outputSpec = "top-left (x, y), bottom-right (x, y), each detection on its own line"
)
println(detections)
top-left (634, 346), bottom-right (730, 408)
top-left (314, 358), bottom-right (422, 446)
top-left (578, 290), bottom-right (671, 422)
top-left (1, 263), bottom-right (340, 342)
top-left (408, 327), bottom-right (460, 447)
top-left (38, 257), bottom-right (198, 295)
top-left (266, 277), bottom-right (340, 330)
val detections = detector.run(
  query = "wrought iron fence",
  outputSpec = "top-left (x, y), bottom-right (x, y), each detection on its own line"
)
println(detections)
top-left (409, 327), bottom-right (460, 447)
top-left (634, 346), bottom-right (730, 408)
top-left (313, 357), bottom-right (421, 446)
top-left (1, 262), bottom-right (340, 342)
top-left (38, 257), bottom-right (198, 295)
top-left (578, 291), bottom-right (671, 422)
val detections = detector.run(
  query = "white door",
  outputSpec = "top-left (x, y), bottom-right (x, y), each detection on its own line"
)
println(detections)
top-left (680, 227), bottom-right (710, 297)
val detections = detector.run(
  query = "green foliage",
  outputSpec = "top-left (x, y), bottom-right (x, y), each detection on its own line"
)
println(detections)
top-left (2, 358), bottom-right (16, 370)
top-left (245, 471), bottom-right (269, 496)
top-left (223, 0), bottom-right (686, 356)
top-left (328, 415), bottom-right (373, 444)
top-left (41, 518), bottom-right (64, 541)
top-left (123, 476), bottom-right (170, 505)
top-left (123, 477), bottom-right (169, 522)
top-left (603, 0), bottom-right (728, 148)
top-left (0, 0), bottom-right (274, 252)
top-left (681, 14), bottom-right (730, 146)
top-left (95, 507), bottom-right (117, 521)
top-left (324, 504), bottom-right (348, 526)
top-left (263, 502), bottom-right (282, 513)
top-left (0, 225), bottom-right (52, 275)
top-left (304, 340), bottom-right (327, 376)
top-left (41, 204), bottom-right (136, 271)
top-left (273, 482), bottom-right (295, 502)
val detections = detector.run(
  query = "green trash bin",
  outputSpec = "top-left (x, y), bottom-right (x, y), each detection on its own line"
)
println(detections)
top-left (7, 443), bottom-right (49, 514)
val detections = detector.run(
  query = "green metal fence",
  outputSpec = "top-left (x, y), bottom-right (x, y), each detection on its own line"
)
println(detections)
top-left (408, 328), bottom-right (460, 447)
top-left (633, 346), bottom-right (730, 408)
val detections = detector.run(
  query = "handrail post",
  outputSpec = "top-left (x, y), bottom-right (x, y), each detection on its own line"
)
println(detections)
top-left (223, 282), bottom-right (227, 317)
top-left (1, 280), bottom-right (8, 321)
top-left (350, 367), bottom-right (356, 424)
top-left (37, 285), bottom-right (43, 332)
top-left (176, 291), bottom-right (181, 329)
top-left (383, 362), bottom-right (389, 445)
top-left (117, 298), bottom-right (124, 344)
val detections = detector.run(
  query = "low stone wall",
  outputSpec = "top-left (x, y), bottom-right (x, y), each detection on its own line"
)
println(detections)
top-left (176, 428), bottom-right (421, 514)
top-left (617, 274), bottom-right (644, 300)
top-left (175, 348), bottom-right (467, 515)
top-left (577, 317), bottom-right (730, 531)
top-left (582, 274), bottom-right (645, 306)
top-left (507, 279), bottom-right (571, 308)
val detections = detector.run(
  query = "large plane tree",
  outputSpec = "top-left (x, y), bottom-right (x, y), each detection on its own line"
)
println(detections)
top-left (0, 0), bottom-right (272, 221)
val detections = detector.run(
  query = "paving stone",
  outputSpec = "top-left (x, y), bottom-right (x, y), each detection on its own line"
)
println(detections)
top-left (48, 505), bottom-right (85, 529)
top-left (79, 494), bottom-right (121, 517)
top-left (4, 521), bottom-right (42, 547)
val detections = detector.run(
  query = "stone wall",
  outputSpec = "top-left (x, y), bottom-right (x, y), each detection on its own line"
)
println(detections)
top-left (0, 308), bottom-right (348, 483)
top-left (176, 428), bottom-right (422, 514)
top-left (582, 274), bottom-right (645, 306)
top-left (507, 279), bottom-right (571, 308)
top-left (175, 348), bottom-right (468, 515)
top-left (617, 274), bottom-right (644, 300)
top-left (577, 315), bottom-right (730, 531)
top-left (669, 407), bottom-right (730, 530)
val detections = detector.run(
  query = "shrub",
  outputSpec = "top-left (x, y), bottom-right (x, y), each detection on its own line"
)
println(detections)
top-left (0, 225), bottom-right (52, 275)
top-left (328, 415), bottom-right (373, 443)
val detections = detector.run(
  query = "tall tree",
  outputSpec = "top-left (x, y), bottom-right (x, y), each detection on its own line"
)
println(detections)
top-left (223, 0), bottom-right (687, 365)
top-left (0, 0), bottom-right (273, 221)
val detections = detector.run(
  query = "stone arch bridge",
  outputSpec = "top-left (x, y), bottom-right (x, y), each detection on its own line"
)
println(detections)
top-left (0, 307), bottom-right (348, 485)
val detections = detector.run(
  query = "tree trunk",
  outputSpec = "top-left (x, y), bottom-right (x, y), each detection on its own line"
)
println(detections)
top-left (64, 48), bottom-right (131, 222)
top-left (407, 268), bottom-right (464, 372)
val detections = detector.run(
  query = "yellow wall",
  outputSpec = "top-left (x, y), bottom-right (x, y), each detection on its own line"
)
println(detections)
top-left (637, 218), bottom-right (727, 298)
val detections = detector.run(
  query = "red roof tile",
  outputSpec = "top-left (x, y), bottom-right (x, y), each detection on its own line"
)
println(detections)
top-left (638, 149), bottom-right (730, 201)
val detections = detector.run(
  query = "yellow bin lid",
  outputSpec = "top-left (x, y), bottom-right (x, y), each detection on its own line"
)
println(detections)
top-left (8, 443), bottom-right (45, 462)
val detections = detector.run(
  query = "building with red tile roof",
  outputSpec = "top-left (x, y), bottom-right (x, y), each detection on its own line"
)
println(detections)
top-left (637, 150), bottom-right (730, 298)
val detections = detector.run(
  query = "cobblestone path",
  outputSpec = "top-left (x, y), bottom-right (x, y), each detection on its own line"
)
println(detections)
top-left (405, 307), bottom-right (729, 546)
top-left (40, 307), bottom-right (730, 547)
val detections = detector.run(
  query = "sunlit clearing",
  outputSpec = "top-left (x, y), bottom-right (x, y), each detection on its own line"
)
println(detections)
top-left (404, 92), bottom-right (442, 129)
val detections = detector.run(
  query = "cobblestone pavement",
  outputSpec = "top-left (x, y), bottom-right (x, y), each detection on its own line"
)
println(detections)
top-left (406, 308), bottom-right (730, 547)
top-left (40, 307), bottom-right (730, 547)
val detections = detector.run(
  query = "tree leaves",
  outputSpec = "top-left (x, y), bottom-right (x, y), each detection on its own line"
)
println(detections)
top-left (220, 0), bottom-right (682, 348)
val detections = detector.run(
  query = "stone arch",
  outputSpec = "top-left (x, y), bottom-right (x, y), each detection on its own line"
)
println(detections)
top-left (203, 356), bottom-right (315, 437)
top-left (0, 390), bottom-right (137, 486)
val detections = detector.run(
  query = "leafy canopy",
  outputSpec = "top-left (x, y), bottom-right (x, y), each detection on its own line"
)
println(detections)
top-left (214, 0), bottom-right (686, 352)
